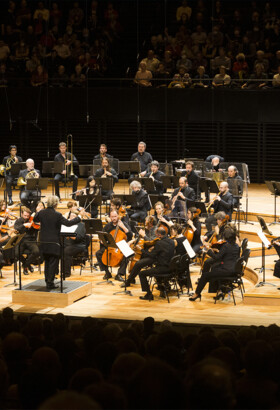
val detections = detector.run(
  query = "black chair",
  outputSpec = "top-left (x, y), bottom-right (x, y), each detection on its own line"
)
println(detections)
top-left (71, 235), bottom-right (90, 275)
top-left (213, 257), bottom-right (245, 305)
top-left (240, 238), bottom-right (248, 256)
top-left (151, 255), bottom-right (181, 303)
top-left (178, 254), bottom-right (193, 294)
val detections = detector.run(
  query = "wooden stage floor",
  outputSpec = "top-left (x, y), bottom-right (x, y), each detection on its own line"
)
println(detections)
top-left (0, 182), bottom-right (280, 327)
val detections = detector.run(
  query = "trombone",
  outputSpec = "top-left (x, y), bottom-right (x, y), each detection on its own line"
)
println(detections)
top-left (65, 134), bottom-right (75, 198)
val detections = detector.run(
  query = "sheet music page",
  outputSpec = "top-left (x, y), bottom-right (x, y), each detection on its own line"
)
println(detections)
top-left (61, 225), bottom-right (78, 233)
top-left (116, 239), bottom-right (135, 258)
top-left (257, 230), bottom-right (271, 248)
top-left (183, 238), bottom-right (196, 258)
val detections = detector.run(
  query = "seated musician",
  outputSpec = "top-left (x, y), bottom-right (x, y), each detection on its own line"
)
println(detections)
top-left (145, 161), bottom-right (165, 195)
top-left (0, 200), bottom-right (17, 269)
top-left (94, 144), bottom-right (113, 160)
top-left (185, 207), bottom-right (202, 253)
top-left (189, 226), bottom-right (240, 301)
top-left (128, 141), bottom-right (153, 182)
top-left (205, 155), bottom-right (224, 171)
top-left (18, 159), bottom-right (41, 211)
top-left (2, 145), bottom-right (23, 205)
top-left (76, 176), bottom-right (100, 218)
top-left (64, 200), bottom-right (78, 219)
top-left (170, 223), bottom-right (185, 256)
top-left (138, 227), bottom-right (175, 300)
top-left (63, 211), bottom-right (87, 278)
top-left (108, 198), bottom-right (129, 225)
top-left (170, 177), bottom-right (195, 218)
top-left (54, 141), bottom-right (79, 200)
top-left (14, 206), bottom-right (41, 275)
top-left (95, 210), bottom-right (132, 281)
top-left (154, 201), bottom-right (173, 232)
top-left (205, 181), bottom-right (233, 232)
top-left (227, 165), bottom-right (243, 208)
top-left (127, 180), bottom-right (151, 222)
top-left (181, 161), bottom-right (200, 200)
top-left (94, 157), bottom-right (118, 199)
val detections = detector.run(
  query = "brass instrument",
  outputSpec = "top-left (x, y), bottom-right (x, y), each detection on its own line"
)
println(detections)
top-left (17, 170), bottom-right (38, 187)
top-left (206, 190), bottom-right (221, 213)
top-left (0, 156), bottom-right (17, 176)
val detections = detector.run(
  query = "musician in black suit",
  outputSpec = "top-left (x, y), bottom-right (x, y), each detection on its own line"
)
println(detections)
top-left (139, 228), bottom-right (175, 300)
top-left (227, 165), bottom-right (243, 208)
top-left (145, 160), bottom-right (165, 195)
top-left (94, 157), bottom-right (118, 198)
top-left (128, 141), bottom-right (153, 182)
top-left (33, 195), bottom-right (85, 289)
top-left (181, 161), bottom-right (200, 200)
top-left (127, 180), bottom-right (151, 222)
top-left (94, 144), bottom-right (113, 160)
top-left (205, 181), bottom-right (233, 232)
top-left (189, 226), bottom-right (240, 301)
top-left (19, 159), bottom-right (41, 211)
top-left (54, 141), bottom-right (79, 200)
top-left (2, 145), bottom-right (23, 205)
top-left (170, 177), bottom-right (195, 218)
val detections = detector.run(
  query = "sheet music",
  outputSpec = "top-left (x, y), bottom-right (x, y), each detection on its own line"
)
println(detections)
top-left (257, 230), bottom-right (271, 248)
top-left (61, 225), bottom-right (78, 233)
top-left (116, 240), bottom-right (135, 258)
top-left (183, 238), bottom-right (196, 258)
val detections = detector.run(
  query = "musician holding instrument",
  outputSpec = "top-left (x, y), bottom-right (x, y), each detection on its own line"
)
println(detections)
top-left (63, 211), bottom-right (87, 278)
top-left (170, 177), bottom-right (195, 218)
top-left (18, 158), bottom-right (41, 211)
top-left (54, 141), bottom-right (79, 200)
top-left (94, 157), bottom-right (118, 198)
top-left (189, 226), bottom-right (240, 301)
top-left (145, 160), bottom-right (165, 195)
top-left (14, 206), bottom-right (41, 275)
top-left (185, 207), bottom-right (202, 253)
top-left (154, 201), bottom-right (173, 233)
top-left (95, 210), bottom-right (132, 281)
top-left (76, 176), bottom-right (100, 218)
top-left (2, 145), bottom-right (23, 205)
top-left (181, 161), bottom-right (200, 200)
top-left (127, 180), bottom-right (151, 222)
top-left (227, 165), bottom-right (243, 207)
top-left (205, 181), bottom-right (233, 232)
top-left (33, 195), bottom-right (85, 289)
top-left (129, 141), bottom-right (153, 180)
top-left (94, 144), bottom-right (113, 160)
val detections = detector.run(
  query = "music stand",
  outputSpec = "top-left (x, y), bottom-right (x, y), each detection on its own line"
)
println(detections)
top-left (26, 177), bottom-right (48, 203)
top-left (78, 194), bottom-right (102, 219)
top-left (242, 163), bottom-right (253, 225)
top-left (255, 216), bottom-right (276, 288)
top-left (265, 181), bottom-right (280, 225)
top-left (199, 178), bottom-right (219, 203)
top-left (228, 178), bottom-right (244, 233)
top-left (10, 162), bottom-right (26, 176)
top-left (119, 161), bottom-right (141, 179)
top-left (83, 218), bottom-right (103, 272)
top-left (139, 177), bottom-right (155, 192)
top-left (96, 231), bottom-right (116, 285)
top-left (3, 233), bottom-right (26, 287)
top-left (113, 240), bottom-right (134, 296)
top-left (149, 194), bottom-right (169, 209)
top-left (43, 161), bottom-right (63, 195)
top-left (161, 176), bottom-right (180, 191)
top-left (195, 201), bottom-right (207, 217)
top-left (79, 164), bottom-right (95, 178)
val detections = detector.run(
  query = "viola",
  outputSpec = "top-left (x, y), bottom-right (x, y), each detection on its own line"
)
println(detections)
top-left (101, 223), bottom-right (127, 267)
top-left (118, 205), bottom-right (127, 219)
top-left (128, 235), bottom-right (145, 272)
top-left (29, 216), bottom-right (40, 230)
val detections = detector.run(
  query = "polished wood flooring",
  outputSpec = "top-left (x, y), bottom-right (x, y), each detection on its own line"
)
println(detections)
top-left (0, 181), bottom-right (280, 327)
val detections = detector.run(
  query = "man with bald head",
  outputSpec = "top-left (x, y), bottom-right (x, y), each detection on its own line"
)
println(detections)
top-left (227, 165), bottom-right (243, 207)
top-left (205, 181), bottom-right (233, 232)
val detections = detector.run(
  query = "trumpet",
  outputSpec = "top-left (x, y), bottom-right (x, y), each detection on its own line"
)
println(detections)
top-left (17, 170), bottom-right (39, 187)
top-left (206, 190), bottom-right (221, 213)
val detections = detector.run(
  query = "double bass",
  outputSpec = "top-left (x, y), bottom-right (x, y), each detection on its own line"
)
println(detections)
top-left (101, 223), bottom-right (127, 267)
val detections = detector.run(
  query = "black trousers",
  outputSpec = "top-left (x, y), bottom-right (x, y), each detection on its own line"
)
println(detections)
top-left (64, 244), bottom-right (86, 275)
top-left (5, 175), bottom-right (17, 198)
top-left (54, 173), bottom-right (78, 198)
top-left (140, 265), bottom-right (170, 293)
top-left (16, 240), bottom-right (41, 267)
top-left (127, 209), bottom-right (147, 222)
top-left (43, 254), bottom-right (59, 285)
top-left (95, 247), bottom-right (127, 276)
top-left (196, 266), bottom-right (233, 294)
top-left (127, 256), bottom-right (154, 283)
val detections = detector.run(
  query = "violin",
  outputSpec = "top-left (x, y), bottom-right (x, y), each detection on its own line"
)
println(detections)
top-left (101, 223), bottom-right (127, 267)
top-left (0, 209), bottom-right (18, 221)
top-left (118, 205), bottom-right (127, 219)
top-left (29, 215), bottom-right (40, 230)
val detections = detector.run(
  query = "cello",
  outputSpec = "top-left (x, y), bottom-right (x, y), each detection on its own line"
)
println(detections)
top-left (182, 208), bottom-right (201, 243)
top-left (101, 223), bottom-right (127, 267)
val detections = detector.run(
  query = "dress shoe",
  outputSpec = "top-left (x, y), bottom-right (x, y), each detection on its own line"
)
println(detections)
top-left (120, 281), bottom-right (131, 288)
top-left (159, 291), bottom-right (166, 298)
top-left (115, 274), bottom-right (124, 282)
top-left (23, 267), bottom-right (29, 275)
top-left (103, 272), bottom-right (112, 280)
top-left (213, 292), bottom-right (225, 301)
top-left (46, 283), bottom-right (59, 289)
top-left (8, 198), bottom-right (13, 206)
top-left (139, 292), bottom-right (154, 301)
top-left (28, 265), bottom-right (34, 273)
top-left (189, 294), bottom-right (201, 301)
